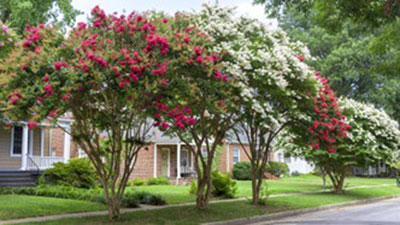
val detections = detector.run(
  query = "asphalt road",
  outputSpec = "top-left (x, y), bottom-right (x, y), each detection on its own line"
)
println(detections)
top-left (251, 198), bottom-right (400, 225)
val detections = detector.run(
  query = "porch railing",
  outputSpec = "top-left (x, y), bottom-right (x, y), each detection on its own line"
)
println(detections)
top-left (180, 166), bottom-right (194, 174)
top-left (26, 156), bottom-right (64, 170)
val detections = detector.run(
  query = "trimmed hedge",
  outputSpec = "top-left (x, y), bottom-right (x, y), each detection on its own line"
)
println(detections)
top-left (0, 185), bottom-right (166, 207)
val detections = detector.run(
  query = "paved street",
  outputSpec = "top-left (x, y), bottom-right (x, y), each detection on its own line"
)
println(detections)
top-left (252, 198), bottom-right (400, 225)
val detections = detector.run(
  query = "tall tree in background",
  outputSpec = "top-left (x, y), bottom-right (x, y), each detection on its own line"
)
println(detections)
top-left (254, 0), bottom-right (400, 122)
top-left (0, 0), bottom-right (80, 33)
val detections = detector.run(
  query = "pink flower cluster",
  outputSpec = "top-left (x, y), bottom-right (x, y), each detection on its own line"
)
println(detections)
top-left (54, 62), bottom-right (69, 71)
top-left (154, 105), bottom-right (195, 131)
top-left (308, 71), bottom-right (352, 154)
top-left (22, 24), bottom-right (43, 48)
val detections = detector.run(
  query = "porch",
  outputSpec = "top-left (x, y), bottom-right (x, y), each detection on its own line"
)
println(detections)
top-left (0, 121), bottom-right (71, 171)
top-left (153, 143), bottom-right (196, 183)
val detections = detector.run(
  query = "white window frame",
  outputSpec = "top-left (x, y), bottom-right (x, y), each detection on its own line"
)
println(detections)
top-left (233, 148), bottom-right (240, 164)
top-left (10, 126), bottom-right (33, 157)
top-left (10, 127), bottom-right (23, 157)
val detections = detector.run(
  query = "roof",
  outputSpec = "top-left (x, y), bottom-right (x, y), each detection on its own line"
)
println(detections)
top-left (149, 127), bottom-right (249, 144)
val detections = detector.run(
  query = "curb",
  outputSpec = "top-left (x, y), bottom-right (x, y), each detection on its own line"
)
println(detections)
top-left (202, 195), bottom-right (400, 225)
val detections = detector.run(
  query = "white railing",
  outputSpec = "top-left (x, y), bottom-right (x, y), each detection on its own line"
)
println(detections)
top-left (26, 156), bottom-right (64, 170)
top-left (180, 166), bottom-right (194, 174)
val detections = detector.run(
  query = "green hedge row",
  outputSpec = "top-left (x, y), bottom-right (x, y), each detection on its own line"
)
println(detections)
top-left (0, 185), bottom-right (166, 208)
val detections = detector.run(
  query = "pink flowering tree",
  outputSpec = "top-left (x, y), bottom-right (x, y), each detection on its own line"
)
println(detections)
top-left (150, 16), bottom-right (242, 210)
top-left (277, 76), bottom-right (358, 193)
top-left (2, 6), bottom-right (220, 219)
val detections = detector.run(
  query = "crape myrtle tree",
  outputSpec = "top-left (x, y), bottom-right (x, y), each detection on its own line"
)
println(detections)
top-left (193, 4), bottom-right (320, 205)
top-left (0, 21), bottom-right (18, 117)
top-left (153, 9), bottom-right (242, 210)
top-left (2, 6), bottom-right (223, 219)
top-left (278, 96), bottom-right (400, 193)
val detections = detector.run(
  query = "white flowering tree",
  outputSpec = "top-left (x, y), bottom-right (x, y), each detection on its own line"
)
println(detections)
top-left (195, 5), bottom-right (319, 204)
top-left (279, 97), bottom-right (400, 193)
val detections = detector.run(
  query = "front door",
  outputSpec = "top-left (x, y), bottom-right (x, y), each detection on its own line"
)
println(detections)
top-left (161, 148), bottom-right (169, 177)
top-left (181, 149), bottom-right (189, 173)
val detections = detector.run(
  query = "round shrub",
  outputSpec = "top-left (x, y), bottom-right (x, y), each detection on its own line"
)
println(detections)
top-left (40, 158), bottom-right (98, 189)
top-left (189, 171), bottom-right (237, 199)
top-left (212, 171), bottom-right (237, 199)
top-left (266, 161), bottom-right (289, 177)
top-left (232, 161), bottom-right (252, 180)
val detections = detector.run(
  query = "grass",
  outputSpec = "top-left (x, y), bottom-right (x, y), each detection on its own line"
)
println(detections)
top-left (0, 175), bottom-right (395, 221)
top-left (16, 185), bottom-right (400, 225)
top-left (131, 175), bottom-right (395, 204)
top-left (0, 195), bottom-right (106, 220)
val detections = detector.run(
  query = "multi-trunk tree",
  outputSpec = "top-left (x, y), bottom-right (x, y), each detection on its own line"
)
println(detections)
top-left (193, 4), bottom-right (322, 205)
top-left (1, 6), bottom-right (222, 219)
top-left (278, 96), bottom-right (400, 193)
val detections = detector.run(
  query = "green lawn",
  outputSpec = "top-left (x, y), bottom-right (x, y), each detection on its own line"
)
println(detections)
top-left (17, 185), bottom-right (400, 225)
top-left (0, 195), bottom-right (106, 220)
top-left (0, 175), bottom-right (395, 221)
top-left (131, 175), bottom-right (395, 204)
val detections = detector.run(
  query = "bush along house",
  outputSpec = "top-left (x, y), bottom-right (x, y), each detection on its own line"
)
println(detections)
top-left (72, 128), bottom-right (274, 185)
top-left (0, 118), bottom-right (74, 186)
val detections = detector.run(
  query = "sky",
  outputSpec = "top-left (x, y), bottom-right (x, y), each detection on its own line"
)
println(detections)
top-left (71, 0), bottom-right (277, 27)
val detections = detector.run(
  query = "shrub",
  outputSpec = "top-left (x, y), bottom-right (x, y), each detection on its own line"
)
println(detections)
top-left (121, 192), bottom-right (140, 208)
top-left (0, 185), bottom-right (166, 207)
top-left (291, 171), bottom-right (302, 176)
top-left (258, 181), bottom-right (271, 206)
top-left (266, 161), bottom-right (289, 177)
top-left (128, 178), bottom-right (146, 186)
top-left (147, 176), bottom-right (170, 185)
top-left (40, 158), bottom-right (98, 189)
top-left (189, 172), bottom-right (237, 199)
top-left (128, 191), bottom-right (166, 206)
top-left (211, 171), bottom-right (237, 199)
top-left (0, 185), bottom-right (105, 204)
top-left (189, 180), bottom-right (197, 195)
top-left (232, 161), bottom-right (252, 180)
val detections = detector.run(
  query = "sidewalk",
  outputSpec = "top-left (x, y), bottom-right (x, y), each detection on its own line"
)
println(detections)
top-left (0, 183), bottom-right (393, 225)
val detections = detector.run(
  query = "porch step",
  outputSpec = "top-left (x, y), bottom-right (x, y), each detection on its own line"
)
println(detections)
top-left (0, 171), bottom-right (41, 187)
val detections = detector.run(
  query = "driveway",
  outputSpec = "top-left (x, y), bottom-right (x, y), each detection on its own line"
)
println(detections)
top-left (251, 198), bottom-right (400, 225)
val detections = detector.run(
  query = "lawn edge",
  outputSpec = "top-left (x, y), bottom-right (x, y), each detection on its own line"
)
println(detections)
top-left (203, 195), bottom-right (400, 225)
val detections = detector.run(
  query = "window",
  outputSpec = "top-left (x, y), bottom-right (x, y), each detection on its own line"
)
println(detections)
top-left (284, 156), bottom-right (291, 164)
top-left (11, 127), bottom-right (23, 156)
top-left (233, 148), bottom-right (240, 164)
top-left (11, 126), bottom-right (33, 156)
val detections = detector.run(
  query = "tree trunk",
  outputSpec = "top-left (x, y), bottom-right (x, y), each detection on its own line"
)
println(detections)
top-left (327, 169), bottom-right (346, 194)
top-left (196, 175), bottom-right (212, 209)
top-left (251, 167), bottom-right (263, 205)
top-left (107, 195), bottom-right (121, 220)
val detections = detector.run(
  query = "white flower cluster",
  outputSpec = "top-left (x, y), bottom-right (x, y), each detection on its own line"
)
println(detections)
top-left (340, 97), bottom-right (400, 159)
top-left (194, 4), bottom-right (316, 129)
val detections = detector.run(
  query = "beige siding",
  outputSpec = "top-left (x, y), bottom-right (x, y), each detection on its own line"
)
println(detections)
top-left (0, 127), bottom-right (21, 169)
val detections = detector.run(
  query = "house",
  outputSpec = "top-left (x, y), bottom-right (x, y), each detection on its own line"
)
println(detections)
top-left (0, 119), bottom-right (73, 186)
top-left (273, 149), bottom-right (315, 174)
top-left (71, 128), bottom-right (259, 184)
top-left (114, 129), bottom-right (254, 184)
